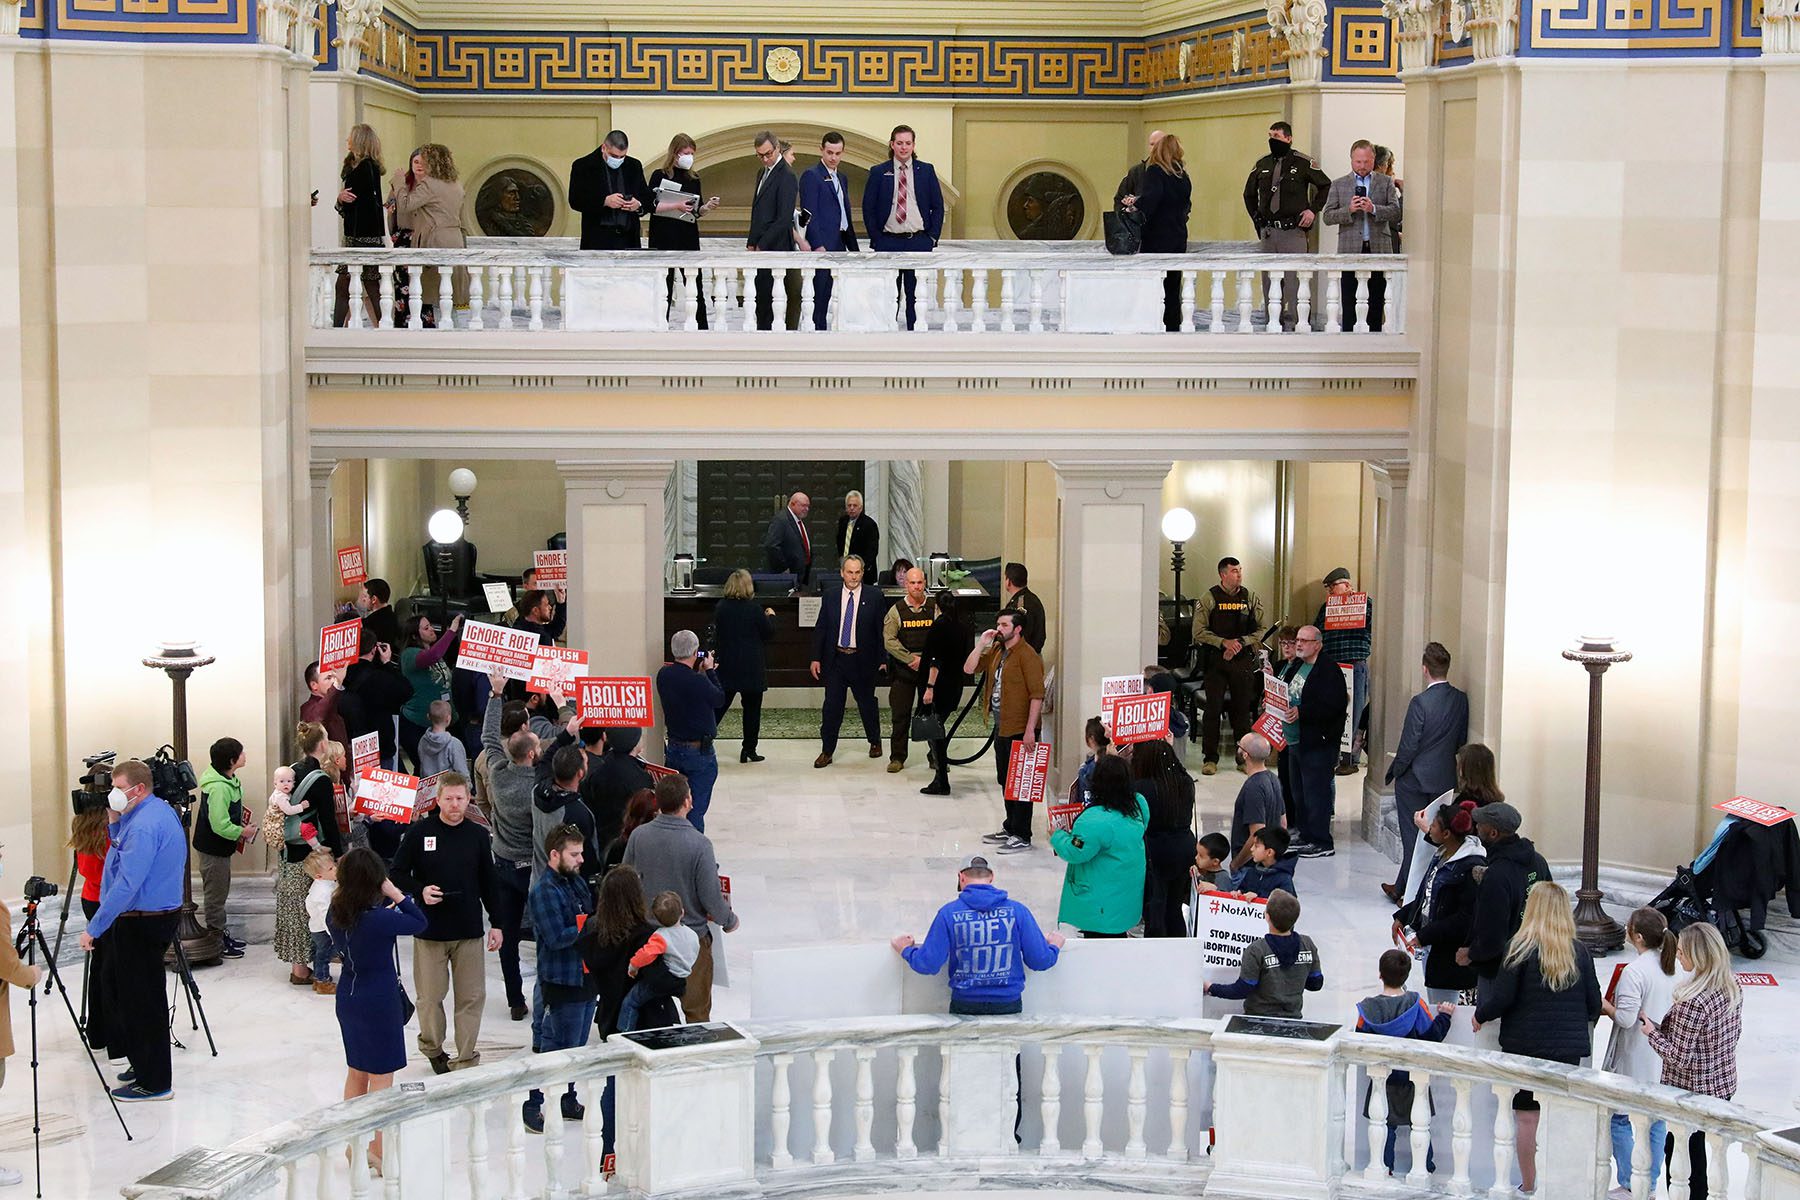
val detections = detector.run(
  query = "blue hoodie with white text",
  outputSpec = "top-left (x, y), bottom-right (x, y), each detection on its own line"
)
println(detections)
top-left (901, 883), bottom-right (1060, 1005)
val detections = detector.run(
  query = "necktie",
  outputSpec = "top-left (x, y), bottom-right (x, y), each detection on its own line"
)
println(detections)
top-left (896, 165), bottom-right (909, 224)
top-left (839, 589), bottom-right (855, 649)
top-left (756, 167), bottom-right (769, 196)
top-left (843, 520), bottom-right (853, 558)
top-left (797, 515), bottom-right (810, 560)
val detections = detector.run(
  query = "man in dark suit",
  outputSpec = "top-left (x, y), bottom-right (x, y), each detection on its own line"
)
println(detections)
top-left (1285, 624), bottom-right (1348, 858)
top-left (810, 554), bottom-right (885, 768)
top-left (797, 131), bottom-right (859, 330)
top-left (1383, 641), bottom-right (1470, 901)
top-left (746, 130), bottom-right (797, 331)
top-left (834, 490), bottom-right (879, 569)
top-left (568, 130), bottom-right (652, 250)
top-left (860, 125), bottom-right (945, 330)
top-left (761, 492), bottom-right (813, 584)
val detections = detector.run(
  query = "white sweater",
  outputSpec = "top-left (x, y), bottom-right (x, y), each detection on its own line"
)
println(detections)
top-left (1602, 947), bottom-right (1687, 1084)
top-left (305, 878), bottom-right (336, 935)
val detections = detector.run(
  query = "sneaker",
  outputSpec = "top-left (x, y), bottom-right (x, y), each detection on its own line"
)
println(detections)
top-left (112, 1084), bottom-right (171, 1103)
top-left (981, 831), bottom-right (1011, 844)
top-left (996, 836), bottom-right (1033, 854)
top-left (521, 1100), bottom-right (544, 1134)
top-left (561, 1091), bottom-right (585, 1121)
top-left (219, 942), bottom-right (245, 959)
top-left (117, 1068), bottom-right (135, 1085)
top-left (0, 1164), bottom-right (21, 1186)
top-left (1297, 844), bottom-right (1336, 859)
top-left (1200, 761), bottom-right (1218, 776)
top-left (427, 1052), bottom-right (451, 1076)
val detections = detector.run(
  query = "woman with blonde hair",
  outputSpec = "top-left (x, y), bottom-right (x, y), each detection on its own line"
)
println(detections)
top-left (1135, 132), bottom-right (1192, 332)
top-left (1644, 922), bottom-right (1741, 1199)
top-left (711, 568), bottom-right (774, 762)
top-left (333, 123), bottom-right (387, 326)
top-left (647, 132), bottom-right (721, 328)
top-left (393, 142), bottom-right (468, 326)
top-left (1472, 881), bottom-right (1601, 1194)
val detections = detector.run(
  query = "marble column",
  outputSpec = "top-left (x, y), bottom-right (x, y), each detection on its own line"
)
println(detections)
top-left (1362, 459), bottom-right (1410, 858)
top-left (664, 459), bottom-right (697, 563)
top-left (560, 459), bottom-right (673, 746)
top-left (921, 461), bottom-right (951, 557)
top-left (307, 458), bottom-right (340, 661)
top-left (887, 459), bottom-right (924, 565)
top-left (1050, 460), bottom-right (1172, 790)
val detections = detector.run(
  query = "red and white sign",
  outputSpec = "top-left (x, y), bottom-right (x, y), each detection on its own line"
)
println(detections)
top-left (457, 620), bottom-right (544, 682)
top-left (1262, 672), bottom-right (1291, 720)
top-left (1251, 711), bottom-right (1288, 751)
top-left (350, 732), bottom-right (380, 781)
top-left (1713, 796), bottom-right (1795, 827)
top-left (527, 647), bottom-right (590, 696)
top-left (1736, 972), bottom-right (1778, 987)
top-left (1048, 801), bottom-right (1085, 834)
top-left (319, 618), bottom-right (362, 675)
top-left (1323, 591), bottom-right (1369, 631)
top-left (576, 676), bottom-right (654, 727)
top-left (414, 771), bottom-right (446, 813)
top-left (1110, 692), bottom-right (1171, 746)
top-left (719, 875), bottom-right (732, 899)
top-left (1004, 741), bottom-right (1053, 804)
top-left (353, 767), bottom-right (418, 823)
top-left (532, 549), bottom-right (568, 587)
top-left (337, 545), bottom-right (367, 586)
top-left (1099, 674), bottom-right (1149, 725)
top-left (1197, 891), bottom-right (1268, 981)
top-left (644, 761), bottom-right (680, 780)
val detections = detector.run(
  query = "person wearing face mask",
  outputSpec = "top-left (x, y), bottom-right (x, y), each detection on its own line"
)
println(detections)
top-left (1242, 120), bottom-right (1330, 332)
top-left (648, 133), bottom-right (721, 329)
top-left (1391, 797), bottom-right (1484, 1005)
top-left (79, 760), bottom-right (187, 1103)
top-left (569, 129), bottom-right (652, 250)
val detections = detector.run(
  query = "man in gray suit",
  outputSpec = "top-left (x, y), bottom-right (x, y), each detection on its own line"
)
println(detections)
top-left (1382, 641), bottom-right (1469, 902)
top-left (1321, 139), bottom-right (1401, 332)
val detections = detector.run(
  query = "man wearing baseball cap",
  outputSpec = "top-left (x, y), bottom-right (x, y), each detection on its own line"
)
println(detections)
top-left (893, 854), bottom-right (1064, 1014)
top-left (1313, 567), bottom-right (1373, 776)
top-left (1458, 800), bottom-right (1552, 978)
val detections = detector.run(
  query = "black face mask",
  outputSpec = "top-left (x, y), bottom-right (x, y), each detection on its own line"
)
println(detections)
top-left (1269, 137), bottom-right (1291, 157)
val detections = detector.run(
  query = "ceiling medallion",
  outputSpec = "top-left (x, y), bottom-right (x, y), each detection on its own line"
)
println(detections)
top-left (765, 45), bottom-right (803, 84)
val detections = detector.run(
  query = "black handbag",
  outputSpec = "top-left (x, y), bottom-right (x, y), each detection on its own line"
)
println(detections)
top-left (1104, 208), bottom-right (1143, 256)
top-left (393, 945), bottom-right (415, 1025)
top-left (910, 710), bottom-right (946, 742)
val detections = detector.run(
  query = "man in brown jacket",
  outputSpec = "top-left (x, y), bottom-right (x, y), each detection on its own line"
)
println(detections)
top-left (964, 610), bottom-right (1046, 853)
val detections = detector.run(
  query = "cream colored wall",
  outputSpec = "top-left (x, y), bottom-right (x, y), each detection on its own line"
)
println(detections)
top-left (415, 458), bottom-right (567, 574)
top-left (1142, 93), bottom-right (1286, 241)
top-left (1157, 460), bottom-right (1282, 605)
top-left (953, 110), bottom-right (1134, 240)
top-left (1287, 461), bottom-right (1369, 624)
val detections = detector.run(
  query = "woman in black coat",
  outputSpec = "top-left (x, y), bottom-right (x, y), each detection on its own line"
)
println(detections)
top-left (918, 592), bottom-right (974, 796)
top-left (648, 133), bottom-right (721, 329)
top-left (1129, 738), bottom-right (1197, 937)
top-left (1133, 133), bottom-right (1194, 333)
top-left (1393, 798), bottom-right (1484, 1001)
top-left (712, 569), bottom-right (775, 762)
top-left (579, 866), bottom-right (675, 1159)
top-left (333, 123), bottom-right (388, 327)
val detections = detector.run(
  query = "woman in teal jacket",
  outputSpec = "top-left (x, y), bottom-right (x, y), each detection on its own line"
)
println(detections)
top-left (1050, 754), bottom-right (1150, 936)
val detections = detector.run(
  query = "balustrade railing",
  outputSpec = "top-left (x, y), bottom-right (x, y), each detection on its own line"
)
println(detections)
top-left (308, 244), bottom-right (1409, 337)
top-left (124, 1015), bottom-right (1797, 1200)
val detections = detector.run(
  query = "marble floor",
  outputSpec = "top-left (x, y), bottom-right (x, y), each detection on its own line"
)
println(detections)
top-left (11, 737), bottom-right (1799, 1197)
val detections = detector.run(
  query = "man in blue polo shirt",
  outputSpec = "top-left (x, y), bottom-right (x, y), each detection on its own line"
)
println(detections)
top-left (80, 758), bottom-right (188, 1102)
top-left (893, 854), bottom-right (1063, 1014)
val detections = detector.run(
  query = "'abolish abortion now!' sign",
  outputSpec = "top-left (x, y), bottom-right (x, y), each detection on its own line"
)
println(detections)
top-left (1110, 692), bottom-right (1171, 745)
top-left (576, 677), bottom-right (654, 727)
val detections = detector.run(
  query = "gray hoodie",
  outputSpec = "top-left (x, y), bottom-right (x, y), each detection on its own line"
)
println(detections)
top-left (417, 727), bottom-right (470, 780)
top-left (481, 696), bottom-right (538, 866)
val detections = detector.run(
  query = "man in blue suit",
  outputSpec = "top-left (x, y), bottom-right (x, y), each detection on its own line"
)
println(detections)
top-left (810, 554), bottom-right (886, 768)
top-left (797, 131), bottom-right (859, 330)
top-left (860, 125), bottom-right (944, 330)
top-left (1382, 641), bottom-right (1470, 902)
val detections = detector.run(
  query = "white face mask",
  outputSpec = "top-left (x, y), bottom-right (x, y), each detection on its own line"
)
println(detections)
top-left (108, 787), bottom-right (131, 813)
top-left (604, 154), bottom-right (625, 170)
top-left (675, 153), bottom-right (694, 170)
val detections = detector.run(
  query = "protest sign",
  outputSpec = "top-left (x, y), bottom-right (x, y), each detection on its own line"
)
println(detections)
top-left (1713, 797), bottom-right (1795, 827)
top-left (1338, 664), bottom-right (1355, 754)
top-left (644, 761), bottom-right (679, 780)
top-left (1110, 692), bottom-right (1171, 745)
top-left (318, 619), bottom-right (362, 675)
top-left (1048, 801), bottom-right (1085, 834)
top-left (1251, 711), bottom-right (1287, 751)
top-left (457, 620), bottom-right (543, 681)
top-left (350, 731), bottom-right (380, 779)
top-left (1196, 890), bottom-right (1267, 981)
top-left (1004, 741), bottom-right (1052, 804)
top-left (353, 768), bottom-right (418, 823)
top-left (797, 596), bottom-right (822, 628)
top-left (337, 546), bottom-right (367, 586)
top-left (576, 676), bottom-right (654, 727)
top-left (527, 647), bottom-right (589, 696)
top-left (1262, 672), bottom-right (1290, 719)
top-left (1736, 973), bottom-right (1778, 987)
top-left (414, 771), bottom-right (445, 813)
top-left (1323, 591), bottom-right (1368, 631)
top-left (532, 550), bottom-right (568, 586)
top-left (482, 582), bottom-right (512, 613)
top-left (1099, 674), bottom-right (1148, 725)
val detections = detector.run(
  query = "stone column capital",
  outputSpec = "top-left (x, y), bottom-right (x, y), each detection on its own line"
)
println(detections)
top-left (1267, 0), bottom-right (1329, 85)
top-left (0, 0), bottom-right (24, 39)
top-left (1763, 0), bottom-right (1797, 55)
top-left (1466, 0), bottom-right (1518, 59)
top-left (1382, 0), bottom-right (1443, 71)
top-left (333, 0), bottom-right (387, 74)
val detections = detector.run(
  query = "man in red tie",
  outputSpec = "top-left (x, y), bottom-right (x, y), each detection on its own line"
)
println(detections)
top-left (762, 492), bottom-right (813, 585)
top-left (861, 125), bottom-right (945, 330)
top-left (809, 555), bottom-right (886, 768)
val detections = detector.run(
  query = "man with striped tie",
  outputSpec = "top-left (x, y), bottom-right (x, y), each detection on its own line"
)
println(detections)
top-left (810, 555), bottom-right (887, 768)
top-left (861, 125), bottom-right (945, 330)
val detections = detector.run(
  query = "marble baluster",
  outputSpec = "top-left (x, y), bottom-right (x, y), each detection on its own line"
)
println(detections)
top-left (707, 269), bottom-right (722, 332)
top-left (377, 266), bottom-right (394, 329)
top-left (283, 1159), bottom-right (301, 1200)
top-left (348, 1133), bottom-right (371, 1199)
top-left (741, 268), bottom-right (757, 332)
top-left (347, 269), bottom-right (366, 330)
top-left (1027, 271), bottom-right (1045, 332)
top-left (310, 264), bottom-right (327, 328)
top-left (1124, 1046), bottom-right (1148, 1159)
top-left (1296, 274), bottom-right (1312, 334)
top-left (1450, 1077), bottom-right (1473, 1195)
top-left (1388, 270), bottom-right (1405, 334)
top-left (400, 263), bottom-right (420, 330)
top-left (497, 268), bottom-right (515, 330)
top-left (1747, 1140), bottom-right (1764, 1200)
top-left (467, 1100), bottom-right (491, 1199)
top-left (915, 269), bottom-right (936, 332)
top-left (581, 1079), bottom-right (608, 1194)
top-left (1081, 1044), bottom-right (1104, 1158)
top-left (435, 262), bottom-right (453, 330)
top-left (506, 1090), bottom-right (527, 1197)
top-left (895, 1046), bottom-right (919, 1160)
top-left (853, 1049), bottom-right (877, 1162)
top-left (1364, 1067), bottom-right (1389, 1181)
top-left (1180, 270), bottom-right (1196, 333)
top-left (1669, 1122), bottom-right (1692, 1200)
top-left (771, 1053), bottom-right (796, 1168)
top-left (1325, 1058), bottom-right (1348, 1181)
top-left (528, 267), bottom-right (545, 331)
top-left (1353, 269), bottom-right (1371, 333)
top-left (1407, 1071), bottom-right (1431, 1185)
top-left (999, 271), bottom-right (1016, 332)
top-left (969, 268), bottom-right (988, 333)
top-left (381, 1126), bottom-right (400, 1200)
top-left (1039, 1049), bottom-right (1062, 1156)
top-left (1629, 1112), bottom-right (1652, 1200)
top-left (1167, 1049), bottom-right (1190, 1161)
top-left (941, 269), bottom-right (961, 333)
top-left (1706, 1132), bottom-right (1726, 1198)
top-left (812, 1047), bottom-right (836, 1165)
top-left (467, 269), bottom-right (485, 330)
top-left (937, 1048), bottom-right (952, 1157)
top-left (1235, 269), bottom-right (1254, 334)
top-left (544, 1088), bottom-right (568, 1200)
top-left (1324, 272), bottom-right (1341, 335)
top-left (800, 270), bottom-right (816, 335)
top-left (1209, 270), bottom-right (1226, 333)
top-left (313, 1147), bottom-right (332, 1200)
top-left (1488, 1086), bottom-right (1515, 1200)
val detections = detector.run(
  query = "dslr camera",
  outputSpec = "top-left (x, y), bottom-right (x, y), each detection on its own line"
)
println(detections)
top-left (70, 751), bottom-right (116, 816)
top-left (21, 876), bottom-right (57, 903)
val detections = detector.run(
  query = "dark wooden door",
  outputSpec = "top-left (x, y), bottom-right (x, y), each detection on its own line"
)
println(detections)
top-left (697, 460), bottom-right (864, 577)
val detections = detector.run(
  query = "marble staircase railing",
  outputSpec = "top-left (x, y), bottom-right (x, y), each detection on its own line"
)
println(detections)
top-left (123, 1013), bottom-right (1800, 1200)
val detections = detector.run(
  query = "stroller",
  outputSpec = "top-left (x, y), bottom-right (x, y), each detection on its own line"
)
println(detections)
top-left (1649, 814), bottom-right (1800, 959)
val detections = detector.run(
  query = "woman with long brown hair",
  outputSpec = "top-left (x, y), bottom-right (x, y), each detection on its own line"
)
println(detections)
top-left (1130, 738), bottom-right (1196, 937)
top-left (601, 788), bottom-right (659, 873)
top-left (393, 142), bottom-right (469, 325)
top-left (647, 132), bottom-right (721, 328)
top-left (578, 865), bottom-right (662, 1163)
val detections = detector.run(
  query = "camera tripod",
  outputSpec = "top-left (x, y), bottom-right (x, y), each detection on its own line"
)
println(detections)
top-left (165, 935), bottom-right (217, 1057)
top-left (15, 896), bottom-right (131, 1199)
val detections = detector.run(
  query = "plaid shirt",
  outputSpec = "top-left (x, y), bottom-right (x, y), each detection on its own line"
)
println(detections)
top-left (1647, 989), bottom-right (1741, 1099)
top-left (527, 869), bottom-right (594, 990)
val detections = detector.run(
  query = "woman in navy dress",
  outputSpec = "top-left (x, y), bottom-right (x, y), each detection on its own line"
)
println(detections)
top-left (328, 847), bottom-right (427, 1172)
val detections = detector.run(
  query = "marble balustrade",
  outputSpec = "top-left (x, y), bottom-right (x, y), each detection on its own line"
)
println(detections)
top-left (309, 243), bottom-right (1408, 336)
top-left (123, 1012), bottom-right (1800, 1200)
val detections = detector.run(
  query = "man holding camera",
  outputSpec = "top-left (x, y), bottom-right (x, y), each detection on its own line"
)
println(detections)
top-left (79, 759), bottom-right (186, 1102)
top-left (655, 630), bottom-right (726, 831)
top-left (1322, 139), bottom-right (1400, 332)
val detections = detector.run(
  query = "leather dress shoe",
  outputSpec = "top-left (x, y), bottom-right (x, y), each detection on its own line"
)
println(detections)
top-left (813, 753), bottom-right (833, 768)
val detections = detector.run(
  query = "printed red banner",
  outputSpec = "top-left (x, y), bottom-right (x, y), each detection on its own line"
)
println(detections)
top-left (1735, 972), bottom-right (1778, 987)
top-left (576, 676), bottom-right (654, 727)
top-left (1004, 741), bottom-right (1052, 804)
top-left (1251, 711), bottom-right (1287, 751)
top-left (1110, 692), bottom-right (1171, 746)
top-left (319, 618), bottom-right (362, 675)
top-left (1048, 801), bottom-right (1085, 834)
top-left (337, 545), bottom-right (367, 586)
top-left (532, 549), bottom-right (568, 586)
top-left (644, 761), bottom-right (680, 780)
top-left (457, 620), bottom-right (544, 682)
top-left (414, 771), bottom-right (445, 813)
top-left (527, 647), bottom-right (589, 696)
top-left (350, 731), bottom-right (380, 779)
top-left (353, 768), bottom-right (418, 823)
top-left (1323, 591), bottom-right (1369, 631)
top-left (1713, 796), bottom-right (1795, 827)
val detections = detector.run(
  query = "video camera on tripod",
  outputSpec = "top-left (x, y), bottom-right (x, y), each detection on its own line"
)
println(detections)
top-left (70, 747), bottom-right (196, 818)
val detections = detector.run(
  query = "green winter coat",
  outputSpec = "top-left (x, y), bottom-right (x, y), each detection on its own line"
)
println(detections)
top-left (1050, 793), bottom-right (1150, 934)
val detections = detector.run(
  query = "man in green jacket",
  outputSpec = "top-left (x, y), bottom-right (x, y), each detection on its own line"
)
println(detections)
top-left (193, 737), bottom-right (250, 958)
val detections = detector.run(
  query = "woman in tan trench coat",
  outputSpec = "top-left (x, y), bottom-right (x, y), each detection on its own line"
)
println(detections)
top-left (392, 143), bottom-right (469, 325)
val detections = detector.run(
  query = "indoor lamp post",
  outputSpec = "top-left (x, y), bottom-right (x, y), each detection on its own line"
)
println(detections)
top-left (1561, 633), bottom-right (1631, 953)
top-left (142, 640), bottom-right (221, 965)
top-left (1161, 507), bottom-right (1197, 607)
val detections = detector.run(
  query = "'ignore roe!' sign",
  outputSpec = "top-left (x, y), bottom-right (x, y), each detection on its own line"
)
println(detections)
top-left (577, 677), bottom-right (654, 727)
top-left (456, 620), bottom-right (544, 682)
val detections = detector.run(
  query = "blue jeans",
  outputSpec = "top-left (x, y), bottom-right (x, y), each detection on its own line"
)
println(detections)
top-left (617, 980), bottom-right (648, 1032)
top-left (528, 994), bottom-right (596, 1108)
top-left (309, 930), bottom-right (334, 983)
top-left (1612, 1112), bottom-right (1665, 1189)
top-left (663, 741), bottom-right (718, 832)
